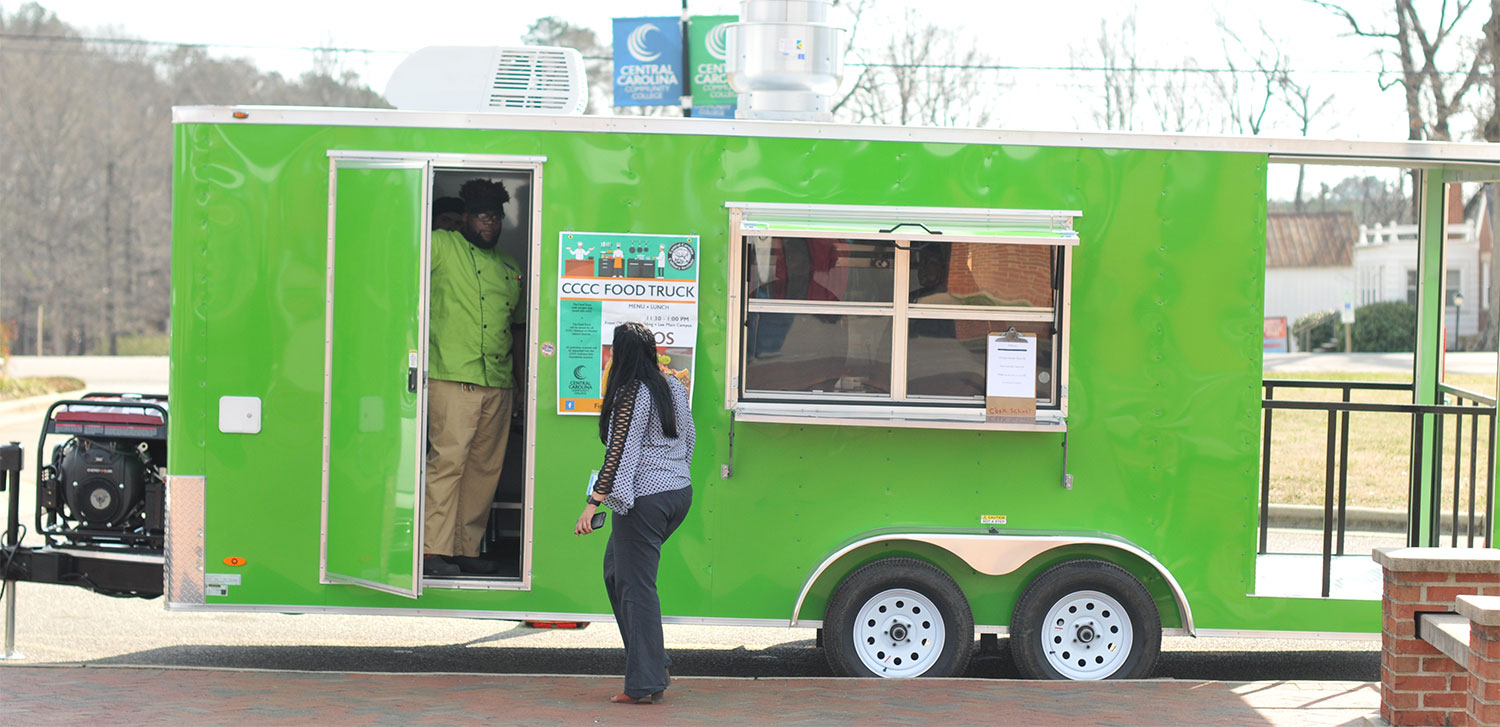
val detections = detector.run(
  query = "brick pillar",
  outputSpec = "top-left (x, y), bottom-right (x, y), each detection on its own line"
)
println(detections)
top-left (1376, 548), bottom-right (1500, 726)
top-left (1459, 596), bottom-right (1500, 727)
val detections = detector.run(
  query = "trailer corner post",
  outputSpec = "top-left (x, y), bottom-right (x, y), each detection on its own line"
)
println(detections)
top-left (1411, 169), bottom-right (1450, 546)
top-left (1, 440), bottom-right (22, 660)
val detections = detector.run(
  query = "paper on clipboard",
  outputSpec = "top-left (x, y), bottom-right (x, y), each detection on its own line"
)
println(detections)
top-left (986, 332), bottom-right (1037, 422)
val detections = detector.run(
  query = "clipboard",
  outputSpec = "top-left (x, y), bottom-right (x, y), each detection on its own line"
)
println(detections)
top-left (986, 328), bottom-right (1037, 423)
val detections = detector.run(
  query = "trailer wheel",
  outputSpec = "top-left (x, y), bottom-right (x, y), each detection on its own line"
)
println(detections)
top-left (1010, 559), bottom-right (1161, 680)
top-left (823, 557), bottom-right (974, 678)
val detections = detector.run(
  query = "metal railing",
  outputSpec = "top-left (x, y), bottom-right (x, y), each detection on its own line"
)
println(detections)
top-left (1260, 379), bottom-right (1496, 598)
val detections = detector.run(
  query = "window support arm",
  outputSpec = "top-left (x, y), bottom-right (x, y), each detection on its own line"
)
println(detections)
top-left (721, 409), bottom-right (737, 480)
top-left (1061, 430), bottom-right (1074, 490)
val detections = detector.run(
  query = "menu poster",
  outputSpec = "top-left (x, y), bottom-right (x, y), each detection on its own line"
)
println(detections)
top-left (985, 332), bottom-right (1037, 423)
top-left (556, 231), bottom-right (699, 415)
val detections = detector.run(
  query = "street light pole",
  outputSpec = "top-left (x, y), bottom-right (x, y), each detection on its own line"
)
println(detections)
top-left (1455, 292), bottom-right (1465, 351)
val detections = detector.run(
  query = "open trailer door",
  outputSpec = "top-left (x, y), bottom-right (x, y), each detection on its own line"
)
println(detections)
top-left (319, 154), bottom-right (431, 598)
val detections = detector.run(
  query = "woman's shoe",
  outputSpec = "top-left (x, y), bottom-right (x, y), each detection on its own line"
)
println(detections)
top-left (609, 691), bottom-right (664, 705)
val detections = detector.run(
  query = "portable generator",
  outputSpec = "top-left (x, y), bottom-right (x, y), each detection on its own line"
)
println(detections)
top-left (35, 393), bottom-right (167, 551)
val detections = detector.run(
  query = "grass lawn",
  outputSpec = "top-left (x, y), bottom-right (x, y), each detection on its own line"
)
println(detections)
top-left (0, 375), bottom-right (85, 401)
top-left (1264, 372), bottom-right (1495, 517)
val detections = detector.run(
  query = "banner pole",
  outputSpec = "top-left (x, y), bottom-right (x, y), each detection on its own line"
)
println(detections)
top-left (681, 1), bottom-right (693, 117)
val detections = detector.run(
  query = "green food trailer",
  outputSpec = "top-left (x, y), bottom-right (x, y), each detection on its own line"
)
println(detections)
top-left (6, 104), bottom-right (1498, 680)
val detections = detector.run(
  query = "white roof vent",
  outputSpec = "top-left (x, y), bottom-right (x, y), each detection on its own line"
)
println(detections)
top-left (385, 46), bottom-right (587, 114)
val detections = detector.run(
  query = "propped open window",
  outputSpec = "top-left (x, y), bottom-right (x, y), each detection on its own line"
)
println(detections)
top-left (726, 202), bottom-right (1079, 431)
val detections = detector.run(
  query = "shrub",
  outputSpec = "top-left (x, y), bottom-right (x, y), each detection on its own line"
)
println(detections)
top-left (1292, 309), bottom-right (1338, 352)
top-left (1350, 301), bottom-right (1416, 352)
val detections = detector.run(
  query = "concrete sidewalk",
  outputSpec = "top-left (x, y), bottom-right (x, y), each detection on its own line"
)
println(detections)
top-left (0, 665), bottom-right (1378, 726)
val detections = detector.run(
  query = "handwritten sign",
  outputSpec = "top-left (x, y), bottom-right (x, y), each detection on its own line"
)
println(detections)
top-left (986, 332), bottom-right (1037, 422)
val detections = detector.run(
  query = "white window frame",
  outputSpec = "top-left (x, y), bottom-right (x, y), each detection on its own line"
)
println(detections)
top-left (724, 202), bottom-right (1080, 432)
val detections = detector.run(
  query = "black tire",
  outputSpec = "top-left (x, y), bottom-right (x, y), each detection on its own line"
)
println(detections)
top-left (823, 557), bottom-right (974, 678)
top-left (1010, 559), bottom-right (1162, 680)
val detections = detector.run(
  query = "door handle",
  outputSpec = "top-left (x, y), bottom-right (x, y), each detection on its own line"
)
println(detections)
top-left (408, 367), bottom-right (418, 394)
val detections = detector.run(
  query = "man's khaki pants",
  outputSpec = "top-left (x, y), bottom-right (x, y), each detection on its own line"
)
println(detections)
top-left (425, 379), bottom-right (514, 557)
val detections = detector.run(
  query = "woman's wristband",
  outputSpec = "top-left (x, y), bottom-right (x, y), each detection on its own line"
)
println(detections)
top-left (586, 495), bottom-right (603, 506)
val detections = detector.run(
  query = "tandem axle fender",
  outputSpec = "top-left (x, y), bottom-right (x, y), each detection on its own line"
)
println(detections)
top-left (790, 527), bottom-right (1195, 635)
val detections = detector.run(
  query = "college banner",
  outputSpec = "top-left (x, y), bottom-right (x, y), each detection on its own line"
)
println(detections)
top-left (612, 16), bottom-right (684, 107)
top-left (688, 14), bottom-right (737, 113)
top-left (557, 231), bottom-right (699, 415)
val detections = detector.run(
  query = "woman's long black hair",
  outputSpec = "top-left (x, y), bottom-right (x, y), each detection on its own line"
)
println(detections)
top-left (598, 322), bottom-right (678, 443)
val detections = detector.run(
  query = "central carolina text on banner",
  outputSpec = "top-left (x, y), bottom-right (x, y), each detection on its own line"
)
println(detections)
top-left (612, 16), bottom-right (684, 107)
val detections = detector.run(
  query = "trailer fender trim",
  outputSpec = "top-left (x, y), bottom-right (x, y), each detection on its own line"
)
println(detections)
top-left (791, 531), bottom-right (1194, 635)
top-left (165, 474), bottom-right (206, 607)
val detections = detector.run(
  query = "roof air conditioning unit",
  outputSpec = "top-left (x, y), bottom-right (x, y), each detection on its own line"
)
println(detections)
top-left (385, 46), bottom-right (588, 114)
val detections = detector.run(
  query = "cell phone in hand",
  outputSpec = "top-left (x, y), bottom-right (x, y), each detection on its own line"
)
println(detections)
top-left (585, 470), bottom-right (606, 531)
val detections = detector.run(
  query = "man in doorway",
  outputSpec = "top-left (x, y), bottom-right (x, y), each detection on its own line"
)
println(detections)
top-left (424, 179), bottom-right (524, 576)
top-left (431, 196), bottom-right (464, 232)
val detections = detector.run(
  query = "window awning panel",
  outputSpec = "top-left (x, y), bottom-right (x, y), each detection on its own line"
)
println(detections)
top-left (726, 201), bottom-right (1081, 246)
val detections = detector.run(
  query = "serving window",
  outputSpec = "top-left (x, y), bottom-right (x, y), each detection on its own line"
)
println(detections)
top-left (725, 202), bottom-right (1079, 430)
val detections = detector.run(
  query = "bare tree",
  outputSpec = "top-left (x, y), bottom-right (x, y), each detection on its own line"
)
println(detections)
top-left (524, 17), bottom-right (612, 114)
top-left (1483, 1), bottom-right (1500, 347)
top-left (1146, 61), bottom-right (1203, 133)
top-left (1313, 1), bottom-right (1494, 346)
top-left (1076, 13), bottom-right (1141, 131)
top-left (1211, 19), bottom-right (1288, 136)
top-left (839, 9), bottom-right (1003, 127)
top-left (1278, 72), bottom-right (1336, 210)
top-left (1309, 0), bottom-right (1486, 141)
top-left (828, 0), bottom-right (876, 118)
top-left (0, 3), bottom-right (389, 355)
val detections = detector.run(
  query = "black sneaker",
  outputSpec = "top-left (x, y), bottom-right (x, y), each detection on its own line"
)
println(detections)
top-left (451, 555), bottom-right (500, 574)
top-left (423, 555), bottom-right (460, 576)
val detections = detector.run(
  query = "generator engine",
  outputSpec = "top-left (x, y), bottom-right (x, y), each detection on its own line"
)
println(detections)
top-left (55, 437), bottom-right (148, 526)
top-left (36, 394), bottom-right (167, 551)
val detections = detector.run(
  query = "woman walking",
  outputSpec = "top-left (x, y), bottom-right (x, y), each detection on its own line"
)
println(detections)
top-left (575, 322), bottom-right (695, 705)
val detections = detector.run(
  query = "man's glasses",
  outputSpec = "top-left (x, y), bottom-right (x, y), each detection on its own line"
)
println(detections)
top-left (472, 212), bottom-right (502, 224)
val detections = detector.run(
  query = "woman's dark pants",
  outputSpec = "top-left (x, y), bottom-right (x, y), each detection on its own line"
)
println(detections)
top-left (603, 486), bottom-right (692, 698)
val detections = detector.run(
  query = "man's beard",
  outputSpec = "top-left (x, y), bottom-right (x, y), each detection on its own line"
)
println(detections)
top-left (462, 227), bottom-right (499, 250)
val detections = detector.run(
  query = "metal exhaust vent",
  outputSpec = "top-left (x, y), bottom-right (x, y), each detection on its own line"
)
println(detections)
top-left (386, 46), bottom-right (587, 115)
top-left (726, 0), bottom-right (846, 121)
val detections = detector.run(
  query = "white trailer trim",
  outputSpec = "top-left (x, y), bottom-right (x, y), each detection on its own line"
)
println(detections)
top-left (175, 105), bottom-right (1500, 168)
top-left (790, 530), bottom-right (1195, 635)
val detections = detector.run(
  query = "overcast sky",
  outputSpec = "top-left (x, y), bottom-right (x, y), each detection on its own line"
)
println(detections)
top-left (18, 0), bottom-right (1489, 197)
top-left (22, 1), bottom-right (1442, 135)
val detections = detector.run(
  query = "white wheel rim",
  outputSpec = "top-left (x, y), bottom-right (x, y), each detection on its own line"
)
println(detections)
top-left (851, 588), bottom-right (945, 678)
top-left (1040, 589), bottom-right (1133, 680)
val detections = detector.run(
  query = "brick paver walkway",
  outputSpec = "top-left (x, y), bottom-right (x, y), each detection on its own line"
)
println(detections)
top-left (0, 666), bottom-right (1378, 726)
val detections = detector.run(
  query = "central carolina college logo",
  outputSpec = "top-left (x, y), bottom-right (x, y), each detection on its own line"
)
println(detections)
top-left (706, 24), bottom-right (730, 61)
top-left (627, 24), bottom-right (661, 62)
top-left (668, 241), bottom-right (696, 271)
